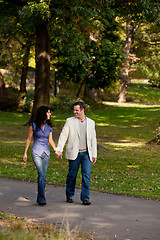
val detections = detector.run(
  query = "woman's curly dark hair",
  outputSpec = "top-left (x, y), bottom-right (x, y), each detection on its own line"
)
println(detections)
top-left (35, 106), bottom-right (53, 131)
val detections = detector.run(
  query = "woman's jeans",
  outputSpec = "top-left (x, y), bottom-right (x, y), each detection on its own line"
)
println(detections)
top-left (66, 151), bottom-right (92, 201)
top-left (32, 152), bottom-right (50, 204)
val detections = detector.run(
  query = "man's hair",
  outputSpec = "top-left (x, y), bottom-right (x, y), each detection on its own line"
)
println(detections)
top-left (74, 101), bottom-right (85, 110)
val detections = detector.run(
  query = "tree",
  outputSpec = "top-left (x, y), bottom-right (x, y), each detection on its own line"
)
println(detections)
top-left (131, 22), bottom-right (160, 80)
top-left (52, 1), bottom-right (122, 98)
top-left (118, 17), bottom-right (139, 103)
top-left (2, 0), bottom-right (109, 119)
top-left (31, 20), bottom-right (50, 121)
top-left (0, 0), bottom-right (51, 120)
top-left (0, 1), bottom-right (35, 93)
top-left (110, 0), bottom-right (160, 103)
top-left (20, 37), bottom-right (33, 93)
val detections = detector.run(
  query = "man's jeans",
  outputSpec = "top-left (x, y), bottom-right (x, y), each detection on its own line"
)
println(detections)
top-left (32, 152), bottom-right (50, 204)
top-left (66, 151), bottom-right (92, 201)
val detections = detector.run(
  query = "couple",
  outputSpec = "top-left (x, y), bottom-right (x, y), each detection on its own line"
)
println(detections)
top-left (23, 101), bottom-right (97, 206)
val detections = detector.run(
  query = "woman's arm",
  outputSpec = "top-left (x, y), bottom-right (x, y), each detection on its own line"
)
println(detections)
top-left (23, 126), bottom-right (33, 162)
top-left (48, 132), bottom-right (56, 151)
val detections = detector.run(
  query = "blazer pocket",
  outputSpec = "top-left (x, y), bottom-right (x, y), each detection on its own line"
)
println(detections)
top-left (66, 146), bottom-right (73, 150)
top-left (66, 148), bottom-right (73, 155)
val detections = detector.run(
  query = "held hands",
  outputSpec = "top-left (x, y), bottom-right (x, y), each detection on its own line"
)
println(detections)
top-left (55, 151), bottom-right (62, 159)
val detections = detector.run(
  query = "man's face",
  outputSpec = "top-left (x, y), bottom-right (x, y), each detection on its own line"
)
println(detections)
top-left (74, 105), bottom-right (84, 119)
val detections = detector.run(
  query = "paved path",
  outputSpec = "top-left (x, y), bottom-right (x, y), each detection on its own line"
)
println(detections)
top-left (0, 177), bottom-right (160, 240)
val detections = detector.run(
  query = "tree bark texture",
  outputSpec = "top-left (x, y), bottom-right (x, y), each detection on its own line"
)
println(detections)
top-left (0, 70), bottom-right (6, 95)
top-left (118, 17), bottom-right (133, 103)
top-left (31, 21), bottom-right (50, 122)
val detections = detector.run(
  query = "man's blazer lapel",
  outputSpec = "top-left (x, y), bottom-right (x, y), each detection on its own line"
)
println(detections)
top-left (86, 117), bottom-right (90, 139)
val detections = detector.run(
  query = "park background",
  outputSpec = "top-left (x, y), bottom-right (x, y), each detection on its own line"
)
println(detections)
top-left (0, 0), bottom-right (160, 239)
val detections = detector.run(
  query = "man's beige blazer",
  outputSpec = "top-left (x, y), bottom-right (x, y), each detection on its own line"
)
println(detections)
top-left (56, 116), bottom-right (97, 162)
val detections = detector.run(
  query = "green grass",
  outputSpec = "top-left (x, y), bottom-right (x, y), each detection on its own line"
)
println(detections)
top-left (0, 100), bottom-right (160, 200)
top-left (127, 81), bottom-right (160, 104)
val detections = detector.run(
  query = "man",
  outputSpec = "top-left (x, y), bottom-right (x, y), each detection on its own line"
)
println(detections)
top-left (55, 101), bottom-right (97, 205)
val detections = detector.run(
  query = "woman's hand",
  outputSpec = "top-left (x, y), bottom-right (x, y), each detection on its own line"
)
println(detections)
top-left (23, 126), bottom-right (33, 162)
top-left (23, 153), bottom-right (27, 162)
top-left (55, 151), bottom-right (62, 158)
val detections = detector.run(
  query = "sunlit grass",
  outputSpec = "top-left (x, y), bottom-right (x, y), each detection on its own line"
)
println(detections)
top-left (91, 143), bottom-right (160, 200)
top-left (128, 82), bottom-right (160, 104)
top-left (104, 142), bottom-right (144, 148)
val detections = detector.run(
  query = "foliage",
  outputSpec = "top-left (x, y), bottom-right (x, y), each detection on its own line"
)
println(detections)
top-left (19, 91), bottom-right (34, 113)
top-left (0, 0), bottom-right (160, 111)
top-left (110, 0), bottom-right (160, 23)
top-left (148, 76), bottom-right (160, 88)
top-left (109, 0), bottom-right (160, 102)
top-left (50, 96), bottom-right (82, 113)
top-left (0, 0), bottom-right (159, 94)
top-left (20, 1), bottom-right (51, 21)
top-left (0, 0), bottom-right (35, 86)
top-left (52, 3), bottom-right (122, 91)
top-left (131, 23), bottom-right (160, 79)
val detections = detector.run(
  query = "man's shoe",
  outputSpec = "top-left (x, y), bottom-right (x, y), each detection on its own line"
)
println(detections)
top-left (38, 202), bottom-right (46, 206)
top-left (82, 200), bottom-right (91, 205)
top-left (66, 197), bottom-right (73, 203)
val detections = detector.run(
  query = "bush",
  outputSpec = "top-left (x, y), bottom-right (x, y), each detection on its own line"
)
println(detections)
top-left (19, 91), bottom-right (34, 113)
top-left (148, 77), bottom-right (160, 88)
top-left (0, 88), bottom-right (20, 111)
top-left (50, 96), bottom-right (82, 112)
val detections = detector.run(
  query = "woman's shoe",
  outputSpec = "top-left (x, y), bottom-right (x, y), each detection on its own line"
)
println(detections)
top-left (66, 197), bottom-right (73, 203)
top-left (82, 200), bottom-right (91, 205)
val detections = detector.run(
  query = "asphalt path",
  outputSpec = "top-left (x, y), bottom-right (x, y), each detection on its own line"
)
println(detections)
top-left (0, 177), bottom-right (160, 240)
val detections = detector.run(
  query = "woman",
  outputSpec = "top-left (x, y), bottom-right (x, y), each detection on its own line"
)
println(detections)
top-left (23, 106), bottom-right (56, 205)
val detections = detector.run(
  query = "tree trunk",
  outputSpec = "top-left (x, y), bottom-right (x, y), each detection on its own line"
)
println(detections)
top-left (20, 39), bottom-right (32, 93)
top-left (76, 79), bottom-right (85, 97)
top-left (0, 70), bottom-right (6, 95)
top-left (83, 85), bottom-right (90, 98)
top-left (30, 21), bottom-right (50, 122)
top-left (118, 17), bottom-right (133, 103)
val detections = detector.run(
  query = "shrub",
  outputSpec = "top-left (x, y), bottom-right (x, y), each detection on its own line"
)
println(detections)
top-left (19, 91), bottom-right (34, 113)
top-left (50, 96), bottom-right (82, 113)
top-left (0, 88), bottom-right (20, 111)
top-left (148, 76), bottom-right (160, 88)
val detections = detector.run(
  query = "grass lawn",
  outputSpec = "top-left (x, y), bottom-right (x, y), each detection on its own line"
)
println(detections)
top-left (0, 98), bottom-right (160, 201)
top-left (127, 80), bottom-right (160, 104)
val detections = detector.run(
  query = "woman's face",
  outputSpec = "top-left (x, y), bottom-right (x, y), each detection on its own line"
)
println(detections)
top-left (46, 109), bottom-right (51, 120)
